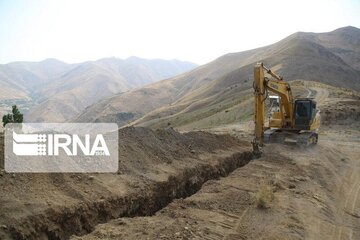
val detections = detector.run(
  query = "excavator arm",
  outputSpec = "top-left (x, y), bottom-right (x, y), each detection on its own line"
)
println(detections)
top-left (252, 62), bottom-right (294, 155)
top-left (265, 78), bottom-right (294, 126)
top-left (253, 63), bottom-right (266, 149)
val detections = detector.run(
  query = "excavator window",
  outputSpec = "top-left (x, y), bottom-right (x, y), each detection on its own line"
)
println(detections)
top-left (295, 101), bottom-right (310, 118)
top-left (294, 100), bottom-right (312, 128)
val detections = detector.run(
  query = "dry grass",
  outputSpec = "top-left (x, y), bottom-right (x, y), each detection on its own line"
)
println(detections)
top-left (254, 184), bottom-right (275, 209)
top-left (269, 173), bottom-right (284, 191)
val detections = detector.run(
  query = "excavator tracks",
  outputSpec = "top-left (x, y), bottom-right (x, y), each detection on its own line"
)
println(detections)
top-left (264, 129), bottom-right (318, 146)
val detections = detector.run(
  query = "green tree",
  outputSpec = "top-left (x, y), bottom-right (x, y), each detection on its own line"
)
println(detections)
top-left (2, 105), bottom-right (23, 127)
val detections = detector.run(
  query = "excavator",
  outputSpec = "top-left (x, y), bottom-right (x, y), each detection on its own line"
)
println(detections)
top-left (252, 62), bottom-right (321, 155)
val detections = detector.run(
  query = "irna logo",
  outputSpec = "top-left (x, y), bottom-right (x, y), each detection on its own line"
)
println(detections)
top-left (13, 132), bottom-right (110, 156)
top-left (5, 123), bottom-right (118, 173)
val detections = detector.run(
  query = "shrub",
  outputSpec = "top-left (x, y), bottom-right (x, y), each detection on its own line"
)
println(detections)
top-left (2, 105), bottom-right (23, 127)
top-left (254, 184), bottom-right (274, 209)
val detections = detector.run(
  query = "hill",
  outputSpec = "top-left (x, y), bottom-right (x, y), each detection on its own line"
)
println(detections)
top-left (0, 57), bottom-right (197, 122)
top-left (75, 26), bottom-right (360, 128)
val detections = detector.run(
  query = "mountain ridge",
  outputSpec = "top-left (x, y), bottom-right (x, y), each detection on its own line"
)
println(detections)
top-left (0, 57), bottom-right (197, 122)
top-left (74, 26), bottom-right (360, 127)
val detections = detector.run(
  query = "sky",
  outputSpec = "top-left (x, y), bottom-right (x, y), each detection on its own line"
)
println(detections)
top-left (0, 0), bottom-right (359, 65)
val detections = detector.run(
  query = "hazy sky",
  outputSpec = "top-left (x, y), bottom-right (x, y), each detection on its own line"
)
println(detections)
top-left (0, 0), bottom-right (359, 65)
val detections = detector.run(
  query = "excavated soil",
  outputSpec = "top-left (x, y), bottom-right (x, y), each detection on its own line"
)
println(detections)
top-left (322, 100), bottom-right (360, 126)
top-left (0, 127), bottom-right (253, 240)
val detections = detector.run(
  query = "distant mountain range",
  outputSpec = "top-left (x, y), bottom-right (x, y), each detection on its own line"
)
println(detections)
top-left (0, 57), bottom-right (197, 122)
top-left (75, 26), bottom-right (360, 128)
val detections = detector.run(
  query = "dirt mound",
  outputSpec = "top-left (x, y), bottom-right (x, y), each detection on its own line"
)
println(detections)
top-left (322, 100), bottom-right (360, 126)
top-left (118, 127), bottom-right (244, 172)
top-left (0, 127), bottom-right (252, 240)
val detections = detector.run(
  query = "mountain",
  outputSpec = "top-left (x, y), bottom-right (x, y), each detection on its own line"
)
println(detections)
top-left (75, 26), bottom-right (360, 128)
top-left (0, 58), bottom-right (68, 99)
top-left (0, 57), bottom-right (197, 122)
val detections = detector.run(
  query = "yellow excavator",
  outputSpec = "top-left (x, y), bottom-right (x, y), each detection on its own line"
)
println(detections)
top-left (252, 63), bottom-right (320, 155)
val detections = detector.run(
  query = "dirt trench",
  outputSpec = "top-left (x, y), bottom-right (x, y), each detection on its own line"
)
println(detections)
top-left (14, 152), bottom-right (252, 240)
top-left (0, 127), bottom-right (253, 240)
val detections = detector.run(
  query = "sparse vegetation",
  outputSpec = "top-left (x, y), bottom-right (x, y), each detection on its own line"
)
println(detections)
top-left (270, 174), bottom-right (284, 191)
top-left (254, 184), bottom-right (275, 209)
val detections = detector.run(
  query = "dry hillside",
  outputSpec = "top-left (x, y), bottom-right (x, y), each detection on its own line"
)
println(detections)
top-left (75, 26), bottom-right (360, 127)
top-left (0, 57), bottom-right (197, 122)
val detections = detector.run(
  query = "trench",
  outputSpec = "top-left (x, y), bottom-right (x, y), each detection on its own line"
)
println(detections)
top-left (7, 151), bottom-right (254, 240)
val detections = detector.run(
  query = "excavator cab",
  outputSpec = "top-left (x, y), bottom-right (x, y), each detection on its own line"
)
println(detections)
top-left (294, 99), bottom-right (317, 130)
